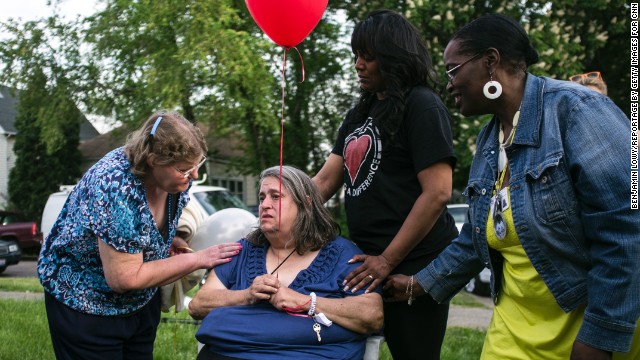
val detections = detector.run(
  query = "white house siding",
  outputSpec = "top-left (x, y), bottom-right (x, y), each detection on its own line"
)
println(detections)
top-left (208, 161), bottom-right (258, 207)
top-left (0, 134), bottom-right (16, 209)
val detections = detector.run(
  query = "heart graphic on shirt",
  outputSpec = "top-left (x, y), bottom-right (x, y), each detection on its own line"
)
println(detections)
top-left (345, 135), bottom-right (371, 185)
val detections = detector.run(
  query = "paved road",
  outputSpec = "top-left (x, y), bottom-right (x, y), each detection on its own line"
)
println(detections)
top-left (0, 259), bottom-right (38, 277)
top-left (0, 260), bottom-right (494, 329)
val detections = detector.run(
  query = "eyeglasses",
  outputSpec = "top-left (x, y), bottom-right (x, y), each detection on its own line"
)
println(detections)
top-left (446, 53), bottom-right (482, 82)
top-left (174, 156), bottom-right (207, 178)
top-left (569, 71), bottom-right (602, 82)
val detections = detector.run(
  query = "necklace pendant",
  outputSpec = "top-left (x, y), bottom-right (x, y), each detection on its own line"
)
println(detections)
top-left (493, 210), bottom-right (507, 240)
top-left (498, 147), bottom-right (507, 173)
top-left (493, 193), bottom-right (507, 240)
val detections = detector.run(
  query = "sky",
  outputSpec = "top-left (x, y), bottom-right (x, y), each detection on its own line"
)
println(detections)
top-left (0, 0), bottom-right (100, 24)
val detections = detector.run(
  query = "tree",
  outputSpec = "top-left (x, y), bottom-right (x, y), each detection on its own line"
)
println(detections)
top-left (2, 0), bottom-right (628, 204)
top-left (80, 0), bottom-right (354, 176)
top-left (81, 0), bottom-right (281, 174)
top-left (0, 18), bottom-right (83, 221)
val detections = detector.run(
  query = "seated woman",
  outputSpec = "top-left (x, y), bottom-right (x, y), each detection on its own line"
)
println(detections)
top-left (189, 165), bottom-right (384, 360)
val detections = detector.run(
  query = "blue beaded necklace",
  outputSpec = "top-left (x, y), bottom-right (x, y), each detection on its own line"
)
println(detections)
top-left (164, 193), bottom-right (173, 239)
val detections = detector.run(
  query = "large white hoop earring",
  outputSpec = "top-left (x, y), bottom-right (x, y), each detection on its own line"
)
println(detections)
top-left (483, 80), bottom-right (502, 99)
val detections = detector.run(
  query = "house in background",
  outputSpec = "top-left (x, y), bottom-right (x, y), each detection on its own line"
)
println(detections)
top-left (0, 86), bottom-right (100, 209)
top-left (1, 84), bottom-right (257, 210)
top-left (78, 126), bottom-right (258, 209)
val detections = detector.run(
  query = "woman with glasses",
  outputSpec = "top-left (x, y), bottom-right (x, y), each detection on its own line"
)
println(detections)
top-left (38, 111), bottom-right (242, 360)
top-left (570, 71), bottom-right (608, 96)
top-left (569, 71), bottom-right (607, 95)
top-left (385, 13), bottom-right (638, 359)
top-left (313, 9), bottom-right (457, 359)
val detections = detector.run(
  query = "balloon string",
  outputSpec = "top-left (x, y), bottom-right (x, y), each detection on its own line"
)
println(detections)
top-left (288, 46), bottom-right (306, 83)
top-left (277, 47), bottom-right (287, 275)
top-left (275, 46), bottom-right (305, 275)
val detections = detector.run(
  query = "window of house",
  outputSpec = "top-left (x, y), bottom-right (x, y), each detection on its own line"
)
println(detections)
top-left (211, 178), bottom-right (244, 202)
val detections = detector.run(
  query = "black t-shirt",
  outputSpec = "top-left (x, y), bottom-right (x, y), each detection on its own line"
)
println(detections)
top-left (331, 87), bottom-right (458, 273)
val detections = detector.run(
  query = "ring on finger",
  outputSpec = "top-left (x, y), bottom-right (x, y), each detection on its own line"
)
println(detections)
top-left (367, 275), bottom-right (374, 281)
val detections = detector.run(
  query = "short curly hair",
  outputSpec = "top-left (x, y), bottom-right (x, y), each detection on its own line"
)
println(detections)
top-left (124, 111), bottom-right (207, 177)
top-left (571, 76), bottom-right (608, 96)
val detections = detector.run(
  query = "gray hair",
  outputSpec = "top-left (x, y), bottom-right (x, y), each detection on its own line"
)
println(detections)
top-left (246, 165), bottom-right (339, 253)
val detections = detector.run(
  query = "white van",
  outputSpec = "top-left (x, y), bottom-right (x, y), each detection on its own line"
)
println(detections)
top-left (40, 186), bottom-right (76, 241)
top-left (40, 180), bottom-right (248, 241)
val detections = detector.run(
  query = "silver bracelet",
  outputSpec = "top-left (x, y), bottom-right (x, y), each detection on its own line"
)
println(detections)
top-left (407, 275), bottom-right (415, 306)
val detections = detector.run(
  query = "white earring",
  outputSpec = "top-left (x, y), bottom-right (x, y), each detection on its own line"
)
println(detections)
top-left (483, 73), bottom-right (502, 99)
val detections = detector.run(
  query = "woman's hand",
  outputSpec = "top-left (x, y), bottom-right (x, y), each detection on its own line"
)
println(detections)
top-left (383, 274), bottom-right (425, 302)
top-left (169, 236), bottom-right (191, 256)
top-left (246, 274), bottom-right (280, 305)
top-left (269, 286), bottom-right (310, 312)
top-left (194, 242), bottom-right (242, 269)
top-left (570, 341), bottom-right (612, 360)
top-left (342, 255), bottom-right (393, 293)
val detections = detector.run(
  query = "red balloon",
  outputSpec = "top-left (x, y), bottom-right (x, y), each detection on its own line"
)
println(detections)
top-left (245, 0), bottom-right (328, 48)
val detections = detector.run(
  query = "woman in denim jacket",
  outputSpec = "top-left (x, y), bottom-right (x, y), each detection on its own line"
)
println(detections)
top-left (385, 14), bottom-right (638, 359)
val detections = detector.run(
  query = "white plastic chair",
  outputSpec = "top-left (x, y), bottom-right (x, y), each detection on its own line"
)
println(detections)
top-left (197, 335), bottom-right (385, 359)
top-left (364, 335), bottom-right (385, 360)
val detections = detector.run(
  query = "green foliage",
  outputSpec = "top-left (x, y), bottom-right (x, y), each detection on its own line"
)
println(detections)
top-left (6, 71), bottom-right (82, 222)
top-left (81, 0), bottom-right (283, 174)
top-left (1, 16), bottom-right (84, 221)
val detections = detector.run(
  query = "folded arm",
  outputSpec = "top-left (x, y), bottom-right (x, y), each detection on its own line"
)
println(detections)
top-left (270, 286), bottom-right (383, 335)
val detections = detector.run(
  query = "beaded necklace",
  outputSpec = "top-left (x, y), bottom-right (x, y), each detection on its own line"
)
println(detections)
top-left (163, 193), bottom-right (173, 239)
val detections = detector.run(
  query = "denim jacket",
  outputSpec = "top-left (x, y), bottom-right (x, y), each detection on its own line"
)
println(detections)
top-left (415, 74), bottom-right (639, 352)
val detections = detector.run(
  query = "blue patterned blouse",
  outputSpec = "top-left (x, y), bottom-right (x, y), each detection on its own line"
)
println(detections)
top-left (38, 147), bottom-right (188, 316)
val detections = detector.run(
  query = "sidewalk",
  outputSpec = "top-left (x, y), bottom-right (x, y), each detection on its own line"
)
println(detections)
top-left (447, 304), bottom-right (492, 330)
top-left (447, 294), bottom-right (493, 330)
top-left (0, 291), bottom-right (43, 300)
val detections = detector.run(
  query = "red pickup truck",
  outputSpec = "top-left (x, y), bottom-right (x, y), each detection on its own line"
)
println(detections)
top-left (0, 210), bottom-right (41, 253)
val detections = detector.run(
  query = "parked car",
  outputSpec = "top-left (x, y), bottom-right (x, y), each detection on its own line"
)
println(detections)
top-left (0, 210), bottom-right (41, 252)
top-left (0, 238), bottom-right (21, 273)
top-left (40, 186), bottom-right (75, 242)
top-left (188, 184), bottom-right (250, 217)
top-left (446, 203), bottom-right (491, 297)
top-left (41, 179), bottom-right (249, 241)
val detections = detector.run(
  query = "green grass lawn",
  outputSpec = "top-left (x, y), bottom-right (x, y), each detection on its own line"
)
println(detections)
top-left (0, 277), bottom-right (44, 292)
top-left (0, 278), bottom-right (486, 359)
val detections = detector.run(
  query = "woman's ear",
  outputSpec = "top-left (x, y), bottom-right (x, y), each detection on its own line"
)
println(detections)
top-left (146, 153), bottom-right (156, 168)
top-left (484, 48), bottom-right (501, 71)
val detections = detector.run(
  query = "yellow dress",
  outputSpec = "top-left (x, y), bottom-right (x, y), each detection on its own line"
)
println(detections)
top-left (481, 187), bottom-right (640, 359)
